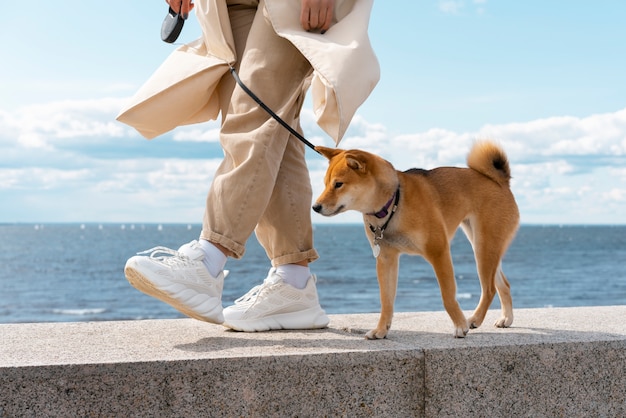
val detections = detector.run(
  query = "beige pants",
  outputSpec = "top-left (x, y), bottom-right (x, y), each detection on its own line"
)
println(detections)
top-left (200, 0), bottom-right (319, 266)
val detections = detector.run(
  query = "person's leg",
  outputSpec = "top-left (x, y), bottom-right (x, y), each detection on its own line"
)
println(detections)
top-left (254, 99), bottom-right (318, 267)
top-left (123, 1), bottom-right (259, 325)
top-left (255, 110), bottom-right (318, 289)
top-left (196, 0), bottom-right (258, 276)
top-left (220, 93), bottom-right (328, 331)
top-left (206, 0), bottom-right (327, 331)
top-left (125, 0), bottom-right (328, 330)
top-left (209, 1), bottom-right (318, 286)
top-left (200, 0), bottom-right (315, 262)
top-left (201, 0), bottom-right (318, 275)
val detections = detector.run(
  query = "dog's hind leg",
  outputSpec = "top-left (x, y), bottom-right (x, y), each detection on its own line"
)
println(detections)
top-left (426, 247), bottom-right (469, 338)
top-left (494, 264), bottom-right (513, 328)
top-left (461, 220), bottom-right (501, 329)
top-left (463, 218), bottom-right (515, 329)
top-left (467, 245), bottom-right (503, 329)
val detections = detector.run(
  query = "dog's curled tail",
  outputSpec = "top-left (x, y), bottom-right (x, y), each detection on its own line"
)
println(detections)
top-left (467, 140), bottom-right (512, 186)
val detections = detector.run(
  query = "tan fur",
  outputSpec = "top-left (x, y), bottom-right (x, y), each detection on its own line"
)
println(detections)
top-left (313, 141), bottom-right (520, 339)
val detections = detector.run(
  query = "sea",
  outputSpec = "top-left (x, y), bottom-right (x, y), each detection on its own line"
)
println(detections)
top-left (1, 223), bottom-right (625, 324)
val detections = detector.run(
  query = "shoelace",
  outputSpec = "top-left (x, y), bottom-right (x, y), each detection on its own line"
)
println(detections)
top-left (234, 284), bottom-right (263, 305)
top-left (234, 275), bottom-right (282, 305)
top-left (136, 246), bottom-right (195, 268)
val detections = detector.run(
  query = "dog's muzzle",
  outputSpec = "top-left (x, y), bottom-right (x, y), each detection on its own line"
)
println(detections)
top-left (312, 203), bottom-right (343, 216)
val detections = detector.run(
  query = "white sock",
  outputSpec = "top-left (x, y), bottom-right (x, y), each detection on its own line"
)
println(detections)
top-left (275, 264), bottom-right (311, 289)
top-left (198, 239), bottom-right (227, 277)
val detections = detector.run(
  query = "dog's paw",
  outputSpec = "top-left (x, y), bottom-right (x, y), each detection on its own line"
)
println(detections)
top-left (494, 315), bottom-right (513, 328)
top-left (453, 324), bottom-right (469, 338)
top-left (365, 328), bottom-right (388, 340)
top-left (467, 315), bottom-right (483, 329)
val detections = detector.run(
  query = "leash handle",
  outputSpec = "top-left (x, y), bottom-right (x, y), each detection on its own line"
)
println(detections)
top-left (229, 66), bottom-right (321, 155)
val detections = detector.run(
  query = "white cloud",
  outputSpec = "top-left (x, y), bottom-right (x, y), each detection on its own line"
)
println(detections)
top-left (324, 108), bottom-right (626, 224)
top-left (0, 98), bottom-right (127, 151)
top-left (603, 188), bottom-right (626, 202)
top-left (610, 167), bottom-right (626, 181)
top-left (439, 0), bottom-right (464, 14)
top-left (478, 108), bottom-right (626, 159)
top-left (1, 98), bottom-right (626, 224)
top-left (172, 126), bottom-right (221, 143)
top-left (438, 0), bottom-right (487, 15)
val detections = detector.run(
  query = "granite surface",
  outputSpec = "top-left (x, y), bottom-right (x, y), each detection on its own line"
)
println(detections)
top-left (1, 306), bottom-right (625, 417)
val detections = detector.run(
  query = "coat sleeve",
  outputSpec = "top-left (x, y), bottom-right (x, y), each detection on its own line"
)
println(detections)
top-left (265, 0), bottom-right (380, 145)
top-left (116, 0), bottom-right (235, 139)
top-left (117, 0), bottom-right (379, 143)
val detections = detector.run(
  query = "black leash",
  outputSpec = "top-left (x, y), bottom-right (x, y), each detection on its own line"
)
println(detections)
top-left (161, 12), bottom-right (320, 153)
top-left (229, 66), bottom-right (322, 155)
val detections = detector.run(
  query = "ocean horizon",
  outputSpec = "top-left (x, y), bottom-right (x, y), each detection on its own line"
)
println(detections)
top-left (1, 223), bottom-right (625, 324)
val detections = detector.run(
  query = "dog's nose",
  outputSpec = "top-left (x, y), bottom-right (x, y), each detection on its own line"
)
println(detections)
top-left (312, 203), bottom-right (322, 213)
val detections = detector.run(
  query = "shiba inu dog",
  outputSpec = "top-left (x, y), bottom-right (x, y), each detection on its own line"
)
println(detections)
top-left (313, 141), bottom-right (519, 339)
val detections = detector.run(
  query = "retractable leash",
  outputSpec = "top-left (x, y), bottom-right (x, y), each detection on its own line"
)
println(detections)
top-left (229, 66), bottom-right (322, 155)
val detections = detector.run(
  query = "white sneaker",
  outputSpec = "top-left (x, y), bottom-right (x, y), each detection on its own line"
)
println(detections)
top-left (222, 268), bottom-right (329, 331)
top-left (124, 240), bottom-right (225, 324)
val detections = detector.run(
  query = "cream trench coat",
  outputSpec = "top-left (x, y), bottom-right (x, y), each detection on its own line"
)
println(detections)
top-left (116, 0), bottom-right (379, 145)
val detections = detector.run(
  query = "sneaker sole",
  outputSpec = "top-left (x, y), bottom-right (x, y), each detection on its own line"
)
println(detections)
top-left (125, 266), bottom-right (224, 324)
top-left (222, 307), bottom-right (329, 332)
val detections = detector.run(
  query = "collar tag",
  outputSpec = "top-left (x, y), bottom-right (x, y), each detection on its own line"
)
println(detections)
top-left (372, 243), bottom-right (381, 258)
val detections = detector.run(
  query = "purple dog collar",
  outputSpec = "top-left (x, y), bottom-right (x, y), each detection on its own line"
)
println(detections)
top-left (369, 190), bottom-right (397, 219)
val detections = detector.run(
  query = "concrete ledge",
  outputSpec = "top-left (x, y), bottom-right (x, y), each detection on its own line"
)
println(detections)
top-left (2, 306), bottom-right (626, 417)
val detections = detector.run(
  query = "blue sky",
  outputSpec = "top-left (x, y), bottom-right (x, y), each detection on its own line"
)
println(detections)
top-left (1, 1), bottom-right (626, 224)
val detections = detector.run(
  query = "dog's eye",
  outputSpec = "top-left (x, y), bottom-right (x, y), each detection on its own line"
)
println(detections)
top-left (334, 182), bottom-right (343, 189)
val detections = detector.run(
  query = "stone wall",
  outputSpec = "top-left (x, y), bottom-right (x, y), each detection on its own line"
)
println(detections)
top-left (2, 306), bottom-right (625, 417)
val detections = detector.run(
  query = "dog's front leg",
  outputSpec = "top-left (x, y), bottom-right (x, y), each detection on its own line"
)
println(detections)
top-left (366, 250), bottom-right (400, 340)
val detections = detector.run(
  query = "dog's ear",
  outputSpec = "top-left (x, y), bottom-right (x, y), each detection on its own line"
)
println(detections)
top-left (345, 154), bottom-right (366, 173)
top-left (315, 146), bottom-right (342, 160)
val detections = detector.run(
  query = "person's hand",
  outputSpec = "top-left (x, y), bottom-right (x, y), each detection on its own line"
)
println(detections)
top-left (300, 0), bottom-right (335, 33)
top-left (166, 0), bottom-right (194, 19)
